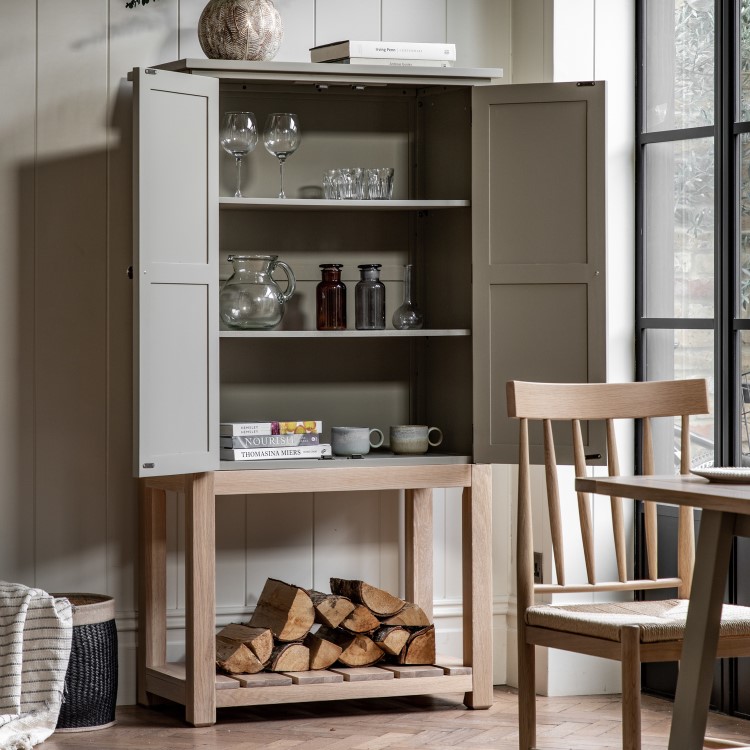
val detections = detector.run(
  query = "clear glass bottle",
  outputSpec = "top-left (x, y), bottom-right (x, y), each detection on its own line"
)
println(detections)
top-left (355, 263), bottom-right (385, 330)
top-left (316, 264), bottom-right (347, 330)
top-left (392, 264), bottom-right (424, 330)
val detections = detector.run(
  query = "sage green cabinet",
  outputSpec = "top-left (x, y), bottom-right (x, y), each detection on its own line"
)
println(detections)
top-left (132, 61), bottom-right (605, 477)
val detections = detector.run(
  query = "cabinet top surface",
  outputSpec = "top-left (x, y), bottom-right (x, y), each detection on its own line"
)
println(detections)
top-left (149, 59), bottom-right (503, 86)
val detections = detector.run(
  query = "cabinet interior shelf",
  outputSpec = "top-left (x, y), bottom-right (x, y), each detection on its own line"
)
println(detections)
top-left (219, 197), bottom-right (470, 211)
top-left (219, 328), bottom-right (470, 338)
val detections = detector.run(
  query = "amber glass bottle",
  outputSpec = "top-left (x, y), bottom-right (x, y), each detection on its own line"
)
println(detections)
top-left (316, 264), bottom-right (347, 330)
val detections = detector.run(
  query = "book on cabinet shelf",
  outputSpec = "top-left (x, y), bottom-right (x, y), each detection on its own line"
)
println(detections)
top-left (220, 433), bottom-right (321, 449)
top-left (220, 420), bottom-right (322, 437)
top-left (326, 57), bottom-right (454, 68)
top-left (310, 40), bottom-right (456, 63)
top-left (220, 444), bottom-right (332, 461)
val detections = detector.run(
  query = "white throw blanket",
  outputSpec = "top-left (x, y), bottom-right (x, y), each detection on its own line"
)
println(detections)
top-left (0, 582), bottom-right (72, 750)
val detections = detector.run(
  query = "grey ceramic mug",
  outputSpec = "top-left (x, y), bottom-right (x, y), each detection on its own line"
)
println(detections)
top-left (331, 426), bottom-right (384, 456)
top-left (389, 425), bottom-right (443, 455)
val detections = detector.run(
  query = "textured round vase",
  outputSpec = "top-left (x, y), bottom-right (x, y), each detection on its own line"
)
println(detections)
top-left (198, 0), bottom-right (283, 61)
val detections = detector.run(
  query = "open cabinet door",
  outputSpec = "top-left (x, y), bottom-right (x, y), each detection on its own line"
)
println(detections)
top-left (133, 68), bottom-right (219, 477)
top-left (472, 82), bottom-right (606, 465)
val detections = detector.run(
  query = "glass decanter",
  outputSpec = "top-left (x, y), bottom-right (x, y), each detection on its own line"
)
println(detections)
top-left (392, 264), bottom-right (424, 330)
top-left (355, 263), bottom-right (385, 330)
top-left (219, 254), bottom-right (295, 330)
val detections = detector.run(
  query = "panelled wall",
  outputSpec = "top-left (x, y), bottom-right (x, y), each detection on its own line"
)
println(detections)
top-left (0, 0), bottom-right (512, 704)
top-left (508, 0), bottom-right (636, 697)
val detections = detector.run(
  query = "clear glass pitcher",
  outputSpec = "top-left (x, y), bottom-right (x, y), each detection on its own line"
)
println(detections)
top-left (219, 254), bottom-right (296, 330)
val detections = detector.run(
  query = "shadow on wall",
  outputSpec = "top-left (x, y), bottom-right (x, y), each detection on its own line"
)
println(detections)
top-left (14, 79), bottom-right (137, 600)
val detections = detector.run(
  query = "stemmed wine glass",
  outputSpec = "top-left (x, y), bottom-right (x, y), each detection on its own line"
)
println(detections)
top-left (220, 112), bottom-right (258, 198)
top-left (263, 113), bottom-right (301, 199)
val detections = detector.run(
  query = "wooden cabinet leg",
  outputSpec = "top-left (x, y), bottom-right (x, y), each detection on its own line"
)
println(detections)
top-left (462, 464), bottom-right (493, 709)
top-left (185, 472), bottom-right (216, 727)
top-left (405, 488), bottom-right (433, 620)
top-left (138, 481), bottom-right (167, 707)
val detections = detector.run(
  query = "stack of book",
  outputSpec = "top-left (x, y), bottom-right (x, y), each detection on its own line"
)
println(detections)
top-left (220, 420), bottom-right (331, 461)
top-left (310, 40), bottom-right (456, 68)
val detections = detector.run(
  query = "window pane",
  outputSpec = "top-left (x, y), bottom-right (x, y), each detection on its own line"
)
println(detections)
top-left (740, 333), bottom-right (750, 460)
top-left (740, 1), bottom-right (750, 121)
top-left (740, 134), bottom-right (750, 316)
top-left (644, 328), bottom-right (715, 471)
top-left (644, 0), bottom-right (714, 132)
top-left (644, 138), bottom-right (715, 317)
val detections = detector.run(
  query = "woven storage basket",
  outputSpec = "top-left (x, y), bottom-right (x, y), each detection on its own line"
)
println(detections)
top-left (54, 593), bottom-right (118, 732)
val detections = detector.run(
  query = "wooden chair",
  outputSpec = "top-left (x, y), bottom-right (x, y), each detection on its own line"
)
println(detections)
top-left (506, 379), bottom-right (750, 750)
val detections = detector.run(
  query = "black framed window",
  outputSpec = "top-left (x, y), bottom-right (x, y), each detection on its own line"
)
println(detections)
top-left (637, 0), bottom-right (750, 716)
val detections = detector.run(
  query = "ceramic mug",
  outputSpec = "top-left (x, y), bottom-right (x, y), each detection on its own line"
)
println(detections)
top-left (389, 425), bottom-right (443, 455)
top-left (331, 426), bottom-right (384, 456)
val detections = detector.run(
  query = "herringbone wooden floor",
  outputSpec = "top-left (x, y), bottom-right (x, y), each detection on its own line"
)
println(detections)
top-left (43, 687), bottom-right (750, 750)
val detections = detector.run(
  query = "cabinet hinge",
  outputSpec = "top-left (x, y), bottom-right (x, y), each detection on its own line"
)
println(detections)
top-left (576, 81), bottom-right (596, 87)
top-left (142, 462), bottom-right (155, 469)
top-left (145, 68), bottom-right (157, 75)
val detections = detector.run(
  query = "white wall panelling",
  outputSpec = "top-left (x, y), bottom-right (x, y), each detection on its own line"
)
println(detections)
top-left (0, 0), bottom-right (36, 588)
top-left (448, 0), bottom-right (511, 71)
top-left (314, 0), bottom-right (382, 48)
top-left (382, 0), bottom-right (446, 43)
top-left (503, 0), bottom-right (637, 698)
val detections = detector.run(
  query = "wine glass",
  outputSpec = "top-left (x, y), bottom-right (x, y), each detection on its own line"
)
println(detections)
top-left (220, 112), bottom-right (258, 198)
top-left (263, 113), bottom-right (301, 199)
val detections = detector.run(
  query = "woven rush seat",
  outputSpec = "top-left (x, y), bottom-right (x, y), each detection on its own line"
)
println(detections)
top-left (526, 599), bottom-right (750, 643)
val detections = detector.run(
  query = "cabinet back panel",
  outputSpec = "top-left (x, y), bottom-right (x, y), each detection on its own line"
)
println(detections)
top-left (220, 89), bottom-right (415, 200)
top-left (419, 208), bottom-right (472, 329)
top-left (419, 87), bottom-right (471, 200)
top-left (220, 212), bottom-right (413, 330)
top-left (420, 337), bottom-right (473, 456)
top-left (220, 338), bottom-right (413, 441)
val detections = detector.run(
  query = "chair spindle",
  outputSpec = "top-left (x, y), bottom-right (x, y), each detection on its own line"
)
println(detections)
top-left (606, 418), bottom-right (628, 582)
top-left (642, 417), bottom-right (658, 580)
top-left (572, 419), bottom-right (596, 584)
top-left (543, 419), bottom-right (566, 586)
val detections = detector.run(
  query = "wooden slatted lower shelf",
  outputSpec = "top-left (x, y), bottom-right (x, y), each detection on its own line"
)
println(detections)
top-left (146, 662), bottom-right (473, 708)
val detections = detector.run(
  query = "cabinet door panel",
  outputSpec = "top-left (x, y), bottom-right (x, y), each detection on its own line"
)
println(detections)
top-left (472, 82), bottom-right (606, 465)
top-left (133, 68), bottom-right (219, 477)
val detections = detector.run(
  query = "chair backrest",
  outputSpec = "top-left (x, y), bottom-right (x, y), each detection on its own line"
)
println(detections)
top-left (506, 379), bottom-right (710, 612)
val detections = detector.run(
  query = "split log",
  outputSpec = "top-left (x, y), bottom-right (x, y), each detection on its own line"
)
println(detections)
top-left (330, 578), bottom-right (405, 616)
top-left (341, 604), bottom-right (380, 634)
top-left (267, 642), bottom-right (310, 672)
top-left (315, 626), bottom-right (384, 667)
top-left (381, 602), bottom-right (430, 627)
top-left (215, 636), bottom-right (264, 675)
top-left (248, 578), bottom-right (314, 642)
top-left (218, 623), bottom-right (273, 664)
top-left (372, 625), bottom-right (410, 656)
top-left (398, 625), bottom-right (436, 665)
top-left (307, 589), bottom-right (356, 629)
top-left (303, 630), bottom-right (343, 670)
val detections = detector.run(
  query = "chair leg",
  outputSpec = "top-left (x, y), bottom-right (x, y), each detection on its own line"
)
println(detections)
top-left (518, 634), bottom-right (536, 750)
top-left (621, 625), bottom-right (642, 750)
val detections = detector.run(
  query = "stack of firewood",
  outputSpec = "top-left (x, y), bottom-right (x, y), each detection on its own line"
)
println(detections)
top-left (216, 577), bottom-right (435, 675)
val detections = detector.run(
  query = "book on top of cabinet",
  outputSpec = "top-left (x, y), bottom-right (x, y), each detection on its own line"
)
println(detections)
top-left (220, 433), bottom-right (321, 449)
top-left (220, 420), bottom-right (323, 437)
top-left (327, 57), bottom-right (454, 68)
top-left (220, 444), bottom-right (332, 461)
top-left (310, 40), bottom-right (456, 63)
